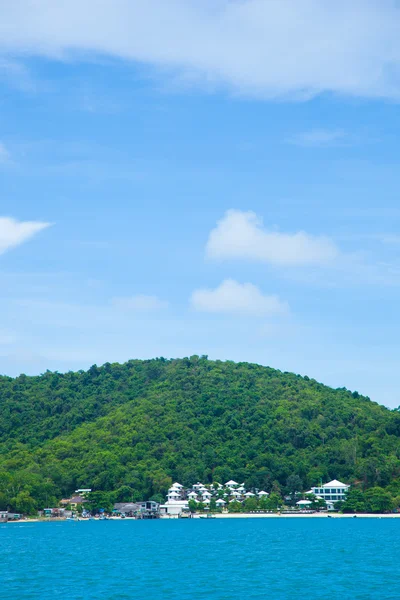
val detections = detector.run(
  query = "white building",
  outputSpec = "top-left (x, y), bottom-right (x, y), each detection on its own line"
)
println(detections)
top-left (167, 489), bottom-right (182, 501)
top-left (258, 491), bottom-right (269, 497)
top-left (159, 500), bottom-right (189, 516)
top-left (310, 480), bottom-right (350, 510)
top-left (296, 499), bottom-right (312, 508)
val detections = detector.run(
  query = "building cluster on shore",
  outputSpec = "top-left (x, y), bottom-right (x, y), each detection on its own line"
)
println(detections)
top-left (0, 479), bottom-right (351, 522)
top-left (159, 479), bottom-right (351, 516)
top-left (160, 479), bottom-right (270, 515)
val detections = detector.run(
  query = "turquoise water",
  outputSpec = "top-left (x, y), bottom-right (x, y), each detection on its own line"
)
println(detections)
top-left (2, 518), bottom-right (400, 599)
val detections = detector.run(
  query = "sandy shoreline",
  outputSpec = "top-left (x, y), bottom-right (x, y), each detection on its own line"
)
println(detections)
top-left (210, 512), bottom-right (400, 519)
top-left (4, 513), bottom-right (400, 524)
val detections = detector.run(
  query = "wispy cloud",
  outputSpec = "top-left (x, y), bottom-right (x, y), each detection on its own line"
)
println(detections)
top-left (0, 217), bottom-right (52, 255)
top-left (1, 1), bottom-right (400, 99)
top-left (206, 210), bottom-right (338, 266)
top-left (287, 129), bottom-right (348, 147)
top-left (0, 142), bottom-right (11, 164)
top-left (112, 295), bottom-right (168, 311)
top-left (191, 279), bottom-right (289, 316)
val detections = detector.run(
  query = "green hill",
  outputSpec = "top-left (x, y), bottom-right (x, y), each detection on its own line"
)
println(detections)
top-left (1, 356), bottom-right (400, 513)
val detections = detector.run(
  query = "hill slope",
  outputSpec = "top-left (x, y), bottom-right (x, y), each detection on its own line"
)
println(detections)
top-left (1, 356), bottom-right (400, 512)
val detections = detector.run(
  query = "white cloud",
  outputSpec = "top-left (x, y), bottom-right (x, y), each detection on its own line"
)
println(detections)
top-left (287, 129), bottom-right (348, 147)
top-left (112, 294), bottom-right (167, 311)
top-left (206, 210), bottom-right (338, 266)
top-left (1, 1), bottom-right (400, 99)
top-left (0, 217), bottom-right (51, 255)
top-left (191, 279), bottom-right (288, 316)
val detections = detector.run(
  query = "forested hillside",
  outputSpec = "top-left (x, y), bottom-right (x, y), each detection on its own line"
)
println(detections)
top-left (1, 356), bottom-right (400, 513)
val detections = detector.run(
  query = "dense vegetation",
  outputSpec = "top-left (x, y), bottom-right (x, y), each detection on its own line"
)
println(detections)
top-left (1, 356), bottom-right (400, 513)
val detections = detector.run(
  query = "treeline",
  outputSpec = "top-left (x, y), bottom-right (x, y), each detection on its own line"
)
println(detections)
top-left (1, 357), bottom-right (400, 513)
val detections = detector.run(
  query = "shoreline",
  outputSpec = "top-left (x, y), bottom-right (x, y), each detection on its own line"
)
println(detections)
top-left (4, 513), bottom-right (400, 523)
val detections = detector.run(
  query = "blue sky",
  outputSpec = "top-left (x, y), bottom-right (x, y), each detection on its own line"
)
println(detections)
top-left (2, 1), bottom-right (400, 406)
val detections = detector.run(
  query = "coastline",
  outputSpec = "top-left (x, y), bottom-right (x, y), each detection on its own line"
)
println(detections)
top-left (4, 513), bottom-right (400, 524)
top-left (209, 512), bottom-right (400, 519)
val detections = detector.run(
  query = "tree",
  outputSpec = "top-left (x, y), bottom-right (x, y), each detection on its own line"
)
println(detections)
top-left (265, 492), bottom-right (282, 510)
top-left (341, 489), bottom-right (367, 513)
top-left (365, 487), bottom-right (394, 513)
top-left (85, 491), bottom-right (115, 514)
top-left (228, 501), bottom-right (242, 513)
top-left (115, 485), bottom-right (136, 502)
top-left (244, 497), bottom-right (258, 512)
top-left (305, 493), bottom-right (326, 511)
top-left (188, 499), bottom-right (197, 513)
top-left (209, 498), bottom-right (217, 512)
top-left (12, 491), bottom-right (37, 515)
top-left (286, 475), bottom-right (303, 506)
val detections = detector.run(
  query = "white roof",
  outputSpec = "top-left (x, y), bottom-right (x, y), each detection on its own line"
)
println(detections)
top-left (323, 480), bottom-right (348, 488)
top-left (216, 499), bottom-right (226, 504)
top-left (225, 480), bottom-right (238, 486)
top-left (188, 491), bottom-right (197, 496)
top-left (296, 500), bottom-right (312, 505)
top-left (203, 499), bottom-right (210, 504)
top-left (229, 498), bottom-right (241, 502)
top-left (202, 491), bottom-right (211, 496)
top-left (163, 500), bottom-right (189, 506)
top-left (245, 492), bottom-right (255, 497)
top-left (258, 491), bottom-right (269, 496)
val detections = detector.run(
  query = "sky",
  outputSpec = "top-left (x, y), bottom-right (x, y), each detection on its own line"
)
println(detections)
top-left (2, 0), bottom-right (400, 407)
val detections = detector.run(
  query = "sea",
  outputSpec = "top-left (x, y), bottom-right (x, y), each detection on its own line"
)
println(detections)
top-left (2, 518), bottom-right (400, 599)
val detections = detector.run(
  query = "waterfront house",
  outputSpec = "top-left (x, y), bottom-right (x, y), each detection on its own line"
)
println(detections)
top-left (114, 502), bottom-right (140, 516)
top-left (159, 500), bottom-right (189, 516)
top-left (258, 491), bottom-right (269, 497)
top-left (310, 479), bottom-right (350, 510)
top-left (0, 511), bottom-right (8, 522)
top-left (69, 495), bottom-right (87, 509)
top-left (216, 499), bottom-right (226, 507)
top-left (296, 499), bottom-right (312, 508)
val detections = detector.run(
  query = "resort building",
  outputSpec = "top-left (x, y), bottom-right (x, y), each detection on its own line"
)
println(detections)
top-left (159, 500), bottom-right (189, 516)
top-left (75, 488), bottom-right (92, 496)
top-left (225, 480), bottom-right (239, 488)
top-left (114, 501), bottom-right (159, 518)
top-left (310, 479), bottom-right (350, 510)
